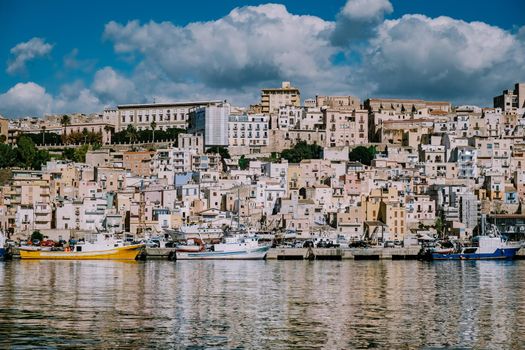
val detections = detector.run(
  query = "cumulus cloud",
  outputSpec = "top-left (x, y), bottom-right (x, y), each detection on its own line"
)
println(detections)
top-left (0, 82), bottom-right (53, 117)
top-left (63, 48), bottom-right (96, 72)
top-left (6, 37), bottom-right (54, 75)
top-left (0, 81), bottom-right (107, 118)
top-left (341, 0), bottom-right (393, 20)
top-left (91, 66), bottom-right (141, 104)
top-left (103, 4), bottom-right (351, 104)
top-left (332, 0), bottom-right (393, 45)
top-left (357, 15), bottom-right (525, 102)
top-left (2, 1), bottom-right (525, 117)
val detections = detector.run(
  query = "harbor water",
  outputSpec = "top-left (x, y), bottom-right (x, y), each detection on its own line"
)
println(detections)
top-left (0, 260), bottom-right (524, 349)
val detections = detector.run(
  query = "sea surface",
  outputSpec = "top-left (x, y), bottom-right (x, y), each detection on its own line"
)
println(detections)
top-left (0, 259), bottom-right (524, 349)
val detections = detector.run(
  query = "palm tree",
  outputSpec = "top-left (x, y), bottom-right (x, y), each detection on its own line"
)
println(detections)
top-left (150, 121), bottom-right (157, 142)
top-left (60, 115), bottom-right (71, 144)
top-left (41, 126), bottom-right (46, 145)
top-left (125, 124), bottom-right (138, 143)
top-left (82, 128), bottom-right (89, 144)
top-left (104, 125), bottom-right (113, 145)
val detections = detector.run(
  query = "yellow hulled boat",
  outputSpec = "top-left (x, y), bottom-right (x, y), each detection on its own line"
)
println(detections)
top-left (19, 236), bottom-right (144, 260)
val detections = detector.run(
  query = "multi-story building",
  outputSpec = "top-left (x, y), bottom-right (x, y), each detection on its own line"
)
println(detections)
top-left (228, 115), bottom-right (269, 155)
top-left (123, 151), bottom-right (155, 177)
top-left (188, 102), bottom-right (230, 147)
top-left (112, 100), bottom-right (223, 131)
top-left (494, 83), bottom-right (525, 112)
top-left (261, 81), bottom-right (300, 114)
top-left (364, 98), bottom-right (452, 114)
top-left (316, 95), bottom-right (360, 109)
top-left (324, 108), bottom-right (368, 147)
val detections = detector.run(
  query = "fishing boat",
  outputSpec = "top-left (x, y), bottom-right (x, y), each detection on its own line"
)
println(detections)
top-left (175, 235), bottom-right (270, 260)
top-left (175, 238), bottom-right (205, 252)
top-left (19, 235), bottom-right (144, 260)
top-left (0, 233), bottom-right (7, 261)
top-left (165, 225), bottom-right (224, 241)
top-left (422, 235), bottom-right (521, 260)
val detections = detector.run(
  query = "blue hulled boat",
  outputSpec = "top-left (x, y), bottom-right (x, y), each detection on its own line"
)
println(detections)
top-left (424, 235), bottom-right (521, 260)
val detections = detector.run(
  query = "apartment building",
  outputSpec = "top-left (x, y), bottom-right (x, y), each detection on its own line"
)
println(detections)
top-left (112, 100), bottom-right (223, 131)
top-left (324, 108), bottom-right (368, 147)
top-left (228, 114), bottom-right (269, 155)
top-left (261, 81), bottom-right (300, 114)
top-left (188, 102), bottom-right (230, 147)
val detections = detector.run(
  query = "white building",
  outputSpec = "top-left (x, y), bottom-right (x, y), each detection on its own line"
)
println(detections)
top-left (228, 114), bottom-right (269, 154)
top-left (189, 102), bottom-right (230, 147)
top-left (113, 101), bottom-right (223, 131)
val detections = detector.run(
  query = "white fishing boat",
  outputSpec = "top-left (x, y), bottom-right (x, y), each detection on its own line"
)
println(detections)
top-left (175, 236), bottom-right (270, 260)
top-left (166, 225), bottom-right (224, 241)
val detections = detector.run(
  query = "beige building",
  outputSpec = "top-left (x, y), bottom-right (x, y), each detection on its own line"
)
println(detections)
top-left (364, 98), bottom-right (451, 114)
top-left (0, 116), bottom-right (8, 142)
top-left (111, 101), bottom-right (223, 131)
top-left (494, 83), bottom-right (525, 112)
top-left (123, 151), bottom-right (155, 177)
top-left (261, 81), bottom-right (300, 114)
top-left (324, 108), bottom-right (368, 147)
top-left (316, 95), bottom-right (360, 109)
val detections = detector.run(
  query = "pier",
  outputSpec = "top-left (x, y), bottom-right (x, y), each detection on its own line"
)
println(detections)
top-left (266, 247), bottom-right (422, 260)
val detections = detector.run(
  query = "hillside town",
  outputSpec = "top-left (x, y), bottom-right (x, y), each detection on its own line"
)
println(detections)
top-left (1, 81), bottom-right (525, 247)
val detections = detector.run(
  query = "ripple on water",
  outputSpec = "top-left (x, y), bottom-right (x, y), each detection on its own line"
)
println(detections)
top-left (0, 260), bottom-right (524, 349)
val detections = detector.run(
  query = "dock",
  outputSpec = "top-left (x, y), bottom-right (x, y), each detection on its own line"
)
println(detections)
top-left (266, 247), bottom-right (422, 260)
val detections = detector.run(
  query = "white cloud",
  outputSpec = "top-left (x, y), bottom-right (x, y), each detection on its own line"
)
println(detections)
top-left (63, 48), bottom-right (96, 72)
top-left (341, 0), bottom-right (393, 20)
top-left (2, 2), bottom-right (525, 117)
top-left (0, 82), bottom-right (53, 117)
top-left (357, 15), bottom-right (525, 103)
top-left (0, 81), bottom-right (105, 118)
top-left (6, 37), bottom-right (54, 75)
top-left (103, 4), bottom-right (351, 104)
top-left (332, 0), bottom-right (393, 45)
top-left (91, 66), bottom-right (141, 104)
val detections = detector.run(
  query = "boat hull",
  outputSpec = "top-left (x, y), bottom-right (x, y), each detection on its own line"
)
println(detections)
top-left (0, 248), bottom-right (5, 261)
top-left (431, 247), bottom-right (520, 260)
top-left (19, 244), bottom-right (144, 260)
top-left (176, 245), bottom-right (270, 260)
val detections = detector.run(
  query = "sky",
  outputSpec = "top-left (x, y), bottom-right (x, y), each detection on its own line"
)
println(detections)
top-left (1, 0), bottom-right (525, 118)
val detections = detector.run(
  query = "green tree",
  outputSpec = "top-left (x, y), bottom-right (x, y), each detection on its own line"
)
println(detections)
top-left (60, 115), bottom-right (71, 143)
top-left (82, 128), bottom-right (89, 144)
top-left (435, 217), bottom-right (444, 236)
top-left (206, 146), bottom-right (230, 159)
top-left (348, 146), bottom-right (376, 166)
top-left (150, 121), bottom-right (157, 142)
top-left (0, 168), bottom-right (12, 186)
top-left (74, 145), bottom-right (89, 163)
top-left (0, 135), bottom-right (6, 144)
top-left (0, 144), bottom-right (17, 168)
top-left (31, 230), bottom-right (44, 242)
top-left (104, 125), bottom-right (113, 144)
top-left (41, 126), bottom-right (46, 145)
top-left (16, 136), bottom-right (37, 168)
top-left (125, 124), bottom-right (138, 143)
top-left (238, 155), bottom-right (250, 170)
top-left (32, 149), bottom-right (50, 170)
top-left (62, 148), bottom-right (76, 161)
top-left (281, 141), bottom-right (323, 163)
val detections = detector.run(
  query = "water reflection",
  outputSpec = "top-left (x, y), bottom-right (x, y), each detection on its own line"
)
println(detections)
top-left (0, 260), bottom-right (524, 348)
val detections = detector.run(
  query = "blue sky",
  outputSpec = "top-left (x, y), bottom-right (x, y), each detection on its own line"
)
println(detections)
top-left (1, 0), bottom-right (525, 117)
